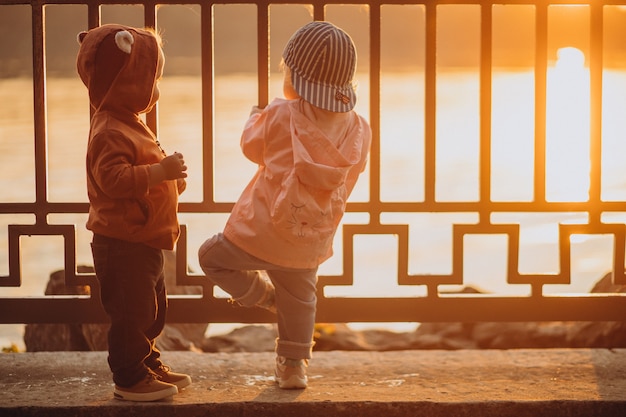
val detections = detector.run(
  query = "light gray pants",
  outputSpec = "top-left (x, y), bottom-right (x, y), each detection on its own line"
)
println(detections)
top-left (198, 233), bottom-right (317, 359)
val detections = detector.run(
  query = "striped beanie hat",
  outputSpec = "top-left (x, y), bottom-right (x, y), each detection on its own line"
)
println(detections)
top-left (282, 21), bottom-right (357, 113)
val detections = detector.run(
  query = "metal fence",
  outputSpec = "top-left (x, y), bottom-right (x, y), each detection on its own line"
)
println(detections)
top-left (1, 0), bottom-right (625, 325)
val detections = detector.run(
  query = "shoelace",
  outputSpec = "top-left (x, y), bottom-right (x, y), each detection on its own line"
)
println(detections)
top-left (143, 370), bottom-right (160, 384)
top-left (150, 365), bottom-right (171, 381)
top-left (156, 365), bottom-right (171, 373)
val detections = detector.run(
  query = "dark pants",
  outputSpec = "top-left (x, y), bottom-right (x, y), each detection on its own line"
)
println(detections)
top-left (91, 234), bottom-right (167, 388)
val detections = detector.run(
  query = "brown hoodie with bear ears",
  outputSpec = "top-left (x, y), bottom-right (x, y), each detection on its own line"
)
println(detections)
top-left (77, 24), bottom-right (180, 250)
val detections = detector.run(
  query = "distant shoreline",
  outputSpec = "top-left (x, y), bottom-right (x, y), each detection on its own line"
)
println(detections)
top-left (2, 64), bottom-right (610, 80)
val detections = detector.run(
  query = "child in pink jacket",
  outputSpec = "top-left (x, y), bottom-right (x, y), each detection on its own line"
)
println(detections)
top-left (198, 21), bottom-right (371, 389)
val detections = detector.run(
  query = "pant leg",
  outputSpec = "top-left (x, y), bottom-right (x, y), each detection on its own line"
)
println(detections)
top-left (268, 268), bottom-right (318, 360)
top-left (198, 233), bottom-right (318, 359)
top-left (91, 234), bottom-right (165, 387)
top-left (198, 233), bottom-right (271, 307)
top-left (143, 270), bottom-right (167, 370)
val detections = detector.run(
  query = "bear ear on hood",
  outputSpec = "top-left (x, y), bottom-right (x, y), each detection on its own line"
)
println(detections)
top-left (77, 31), bottom-right (88, 45)
top-left (76, 28), bottom-right (134, 55)
top-left (114, 30), bottom-right (134, 54)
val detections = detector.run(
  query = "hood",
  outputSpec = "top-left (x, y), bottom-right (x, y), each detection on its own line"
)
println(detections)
top-left (76, 24), bottom-right (159, 113)
top-left (289, 107), bottom-right (364, 191)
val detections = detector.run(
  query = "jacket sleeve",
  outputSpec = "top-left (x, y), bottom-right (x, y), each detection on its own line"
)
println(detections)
top-left (345, 117), bottom-right (372, 194)
top-left (240, 107), bottom-right (269, 166)
top-left (87, 131), bottom-right (151, 199)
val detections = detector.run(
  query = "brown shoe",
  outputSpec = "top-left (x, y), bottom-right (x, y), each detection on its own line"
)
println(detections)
top-left (152, 364), bottom-right (192, 389)
top-left (114, 371), bottom-right (178, 402)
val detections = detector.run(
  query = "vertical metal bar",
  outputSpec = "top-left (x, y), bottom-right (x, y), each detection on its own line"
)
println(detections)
top-left (424, 2), bottom-right (438, 297)
top-left (370, 4), bottom-right (382, 220)
top-left (588, 3), bottom-right (603, 221)
top-left (424, 3), bottom-right (437, 204)
top-left (258, 0), bottom-right (269, 108)
top-left (534, 3), bottom-right (548, 203)
top-left (7, 226), bottom-right (21, 286)
top-left (479, 3), bottom-right (492, 213)
top-left (87, 4), bottom-right (100, 120)
top-left (32, 1), bottom-right (47, 223)
top-left (144, 2), bottom-right (158, 135)
top-left (144, 1), bottom-right (157, 28)
top-left (314, 2), bottom-right (324, 21)
top-left (201, 2), bottom-right (215, 205)
top-left (87, 3), bottom-right (99, 29)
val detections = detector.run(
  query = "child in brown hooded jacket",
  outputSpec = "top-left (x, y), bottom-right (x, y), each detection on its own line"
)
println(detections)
top-left (77, 24), bottom-right (190, 402)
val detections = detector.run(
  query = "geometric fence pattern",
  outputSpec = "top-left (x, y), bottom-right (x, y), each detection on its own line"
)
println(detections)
top-left (1, 0), bottom-right (625, 324)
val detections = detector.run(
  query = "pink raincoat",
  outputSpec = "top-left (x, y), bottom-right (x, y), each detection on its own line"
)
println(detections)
top-left (224, 98), bottom-right (371, 269)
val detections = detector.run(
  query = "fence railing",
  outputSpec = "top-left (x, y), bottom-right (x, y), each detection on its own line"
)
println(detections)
top-left (1, 0), bottom-right (625, 325)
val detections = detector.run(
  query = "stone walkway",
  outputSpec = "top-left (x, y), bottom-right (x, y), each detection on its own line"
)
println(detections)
top-left (1, 349), bottom-right (625, 416)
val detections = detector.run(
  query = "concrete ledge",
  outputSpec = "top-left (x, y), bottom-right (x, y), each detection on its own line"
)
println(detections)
top-left (1, 349), bottom-right (625, 417)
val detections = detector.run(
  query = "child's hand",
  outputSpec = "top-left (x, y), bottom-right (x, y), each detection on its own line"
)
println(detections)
top-left (160, 152), bottom-right (188, 180)
top-left (177, 177), bottom-right (187, 194)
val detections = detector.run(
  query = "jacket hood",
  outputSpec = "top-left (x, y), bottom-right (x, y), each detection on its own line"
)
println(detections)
top-left (289, 105), bottom-right (365, 191)
top-left (76, 24), bottom-right (159, 113)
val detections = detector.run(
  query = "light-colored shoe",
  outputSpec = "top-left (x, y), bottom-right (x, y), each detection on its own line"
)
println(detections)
top-left (114, 371), bottom-right (178, 402)
top-left (275, 356), bottom-right (308, 389)
top-left (152, 364), bottom-right (192, 389)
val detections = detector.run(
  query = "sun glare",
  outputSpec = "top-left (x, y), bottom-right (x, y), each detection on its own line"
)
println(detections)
top-left (555, 46), bottom-right (585, 69)
top-left (546, 46), bottom-right (590, 202)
